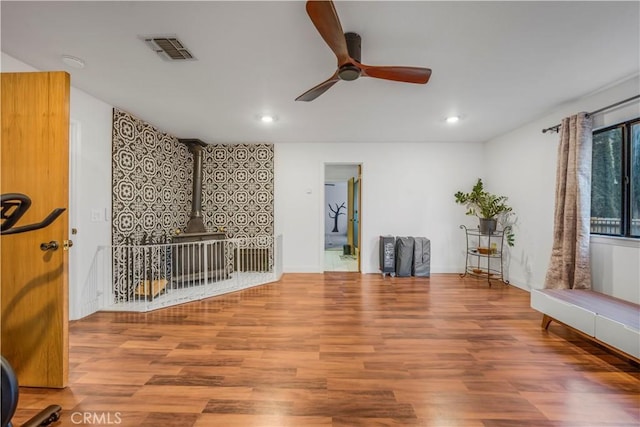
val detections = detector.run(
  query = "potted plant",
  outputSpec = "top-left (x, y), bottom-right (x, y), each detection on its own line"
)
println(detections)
top-left (454, 178), bottom-right (515, 246)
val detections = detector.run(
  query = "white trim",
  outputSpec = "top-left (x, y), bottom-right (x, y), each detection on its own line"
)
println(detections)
top-left (590, 235), bottom-right (640, 249)
top-left (68, 119), bottom-right (81, 320)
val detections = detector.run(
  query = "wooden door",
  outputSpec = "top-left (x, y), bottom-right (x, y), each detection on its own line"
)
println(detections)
top-left (354, 174), bottom-right (361, 255)
top-left (347, 177), bottom-right (354, 252)
top-left (1, 72), bottom-right (70, 388)
top-left (346, 169), bottom-right (362, 271)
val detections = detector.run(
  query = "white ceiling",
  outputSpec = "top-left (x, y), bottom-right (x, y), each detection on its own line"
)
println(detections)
top-left (1, 1), bottom-right (638, 144)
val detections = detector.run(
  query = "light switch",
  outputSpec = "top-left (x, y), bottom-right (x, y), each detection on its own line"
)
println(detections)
top-left (91, 209), bottom-right (103, 222)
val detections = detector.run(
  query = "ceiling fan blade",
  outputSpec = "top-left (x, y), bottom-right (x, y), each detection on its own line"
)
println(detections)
top-left (295, 72), bottom-right (340, 102)
top-left (359, 64), bottom-right (432, 84)
top-left (306, 1), bottom-right (350, 64)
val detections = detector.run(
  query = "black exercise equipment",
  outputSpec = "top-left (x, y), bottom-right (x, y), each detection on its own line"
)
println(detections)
top-left (1, 193), bottom-right (65, 235)
top-left (1, 193), bottom-right (63, 427)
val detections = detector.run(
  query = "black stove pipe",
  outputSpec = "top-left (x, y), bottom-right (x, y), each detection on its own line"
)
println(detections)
top-left (179, 138), bottom-right (207, 233)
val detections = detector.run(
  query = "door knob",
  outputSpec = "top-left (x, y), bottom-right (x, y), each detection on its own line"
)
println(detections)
top-left (40, 241), bottom-right (59, 251)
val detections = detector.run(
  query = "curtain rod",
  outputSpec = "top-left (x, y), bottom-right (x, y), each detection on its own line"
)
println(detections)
top-left (541, 94), bottom-right (640, 134)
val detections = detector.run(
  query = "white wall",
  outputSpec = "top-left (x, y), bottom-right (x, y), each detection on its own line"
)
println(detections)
top-left (2, 53), bottom-right (113, 319)
top-left (275, 142), bottom-right (485, 273)
top-left (325, 164), bottom-right (359, 182)
top-left (67, 90), bottom-right (112, 319)
top-left (484, 75), bottom-right (640, 303)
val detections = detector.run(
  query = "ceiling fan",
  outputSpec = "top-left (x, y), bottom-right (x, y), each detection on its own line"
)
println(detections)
top-left (296, 0), bottom-right (432, 102)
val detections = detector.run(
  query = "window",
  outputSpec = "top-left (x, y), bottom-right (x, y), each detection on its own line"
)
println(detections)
top-left (590, 117), bottom-right (640, 237)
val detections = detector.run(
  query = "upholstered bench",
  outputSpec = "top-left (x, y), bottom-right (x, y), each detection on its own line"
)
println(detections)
top-left (531, 288), bottom-right (640, 363)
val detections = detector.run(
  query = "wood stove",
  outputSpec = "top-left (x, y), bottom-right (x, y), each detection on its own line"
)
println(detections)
top-left (172, 139), bottom-right (227, 283)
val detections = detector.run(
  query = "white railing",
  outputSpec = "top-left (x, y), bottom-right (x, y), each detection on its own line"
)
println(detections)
top-left (77, 245), bottom-right (111, 319)
top-left (79, 235), bottom-right (283, 314)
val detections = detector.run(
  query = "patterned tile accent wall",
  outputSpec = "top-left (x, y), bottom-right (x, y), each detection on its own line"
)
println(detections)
top-left (202, 145), bottom-right (274, 240)
top-left (112, 109), bottom-right (274, 245)
top-left (112, 109), bottom-right (190, 245)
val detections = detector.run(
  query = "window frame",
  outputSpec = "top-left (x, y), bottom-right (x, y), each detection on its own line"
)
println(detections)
top-left (590, 117), bottom-right (640, 239)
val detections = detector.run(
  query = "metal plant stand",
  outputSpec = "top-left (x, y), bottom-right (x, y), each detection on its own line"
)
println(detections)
top-left (460, 224), bottom-right (510, 286)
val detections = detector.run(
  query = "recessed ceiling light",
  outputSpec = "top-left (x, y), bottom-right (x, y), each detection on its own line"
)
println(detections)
top-left (446, 115), bottom-right (460, 124)
top-left (61, 55), bottom-right (85, 69)
top-left (260, 115), bottom-right (276, 123)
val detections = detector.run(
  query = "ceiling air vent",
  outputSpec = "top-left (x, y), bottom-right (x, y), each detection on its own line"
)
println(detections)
top-left (142, 35), bottom-right (196, 61)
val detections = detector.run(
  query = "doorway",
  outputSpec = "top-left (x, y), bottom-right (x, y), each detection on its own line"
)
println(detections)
top-left (324, 164), bottom-right (361, 272)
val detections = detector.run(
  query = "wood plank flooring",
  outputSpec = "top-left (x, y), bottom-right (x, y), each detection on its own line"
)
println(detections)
top-left (11, 273), bottom-right (640, 426)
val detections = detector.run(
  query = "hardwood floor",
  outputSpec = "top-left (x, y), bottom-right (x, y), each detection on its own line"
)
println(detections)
top-left (12, 273), bottom-right (639, 426)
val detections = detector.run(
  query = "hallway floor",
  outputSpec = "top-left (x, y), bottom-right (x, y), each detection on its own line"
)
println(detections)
top-left (324, 233), bottom-right (348, 250)
top-left (323, 250), bottom-right (358, 272)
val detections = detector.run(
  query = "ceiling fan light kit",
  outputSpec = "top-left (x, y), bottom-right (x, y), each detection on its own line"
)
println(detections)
top-left (338, 64), bottom-right (360, 81)
top-left (296, 0), bottom-right (432, 102)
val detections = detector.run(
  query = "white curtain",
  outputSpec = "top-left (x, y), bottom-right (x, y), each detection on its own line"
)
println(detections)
top-left (544, 112), bottom-right (593, 290)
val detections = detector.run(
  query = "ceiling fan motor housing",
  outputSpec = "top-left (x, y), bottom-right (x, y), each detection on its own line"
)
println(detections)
top-left (345, 32), bottom-right (361, 62)
top-left (339, 32), bottom-right (361, 81)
